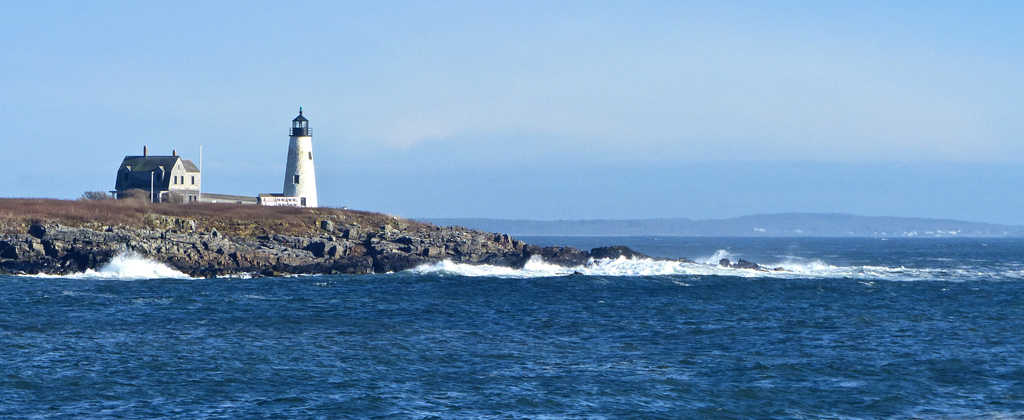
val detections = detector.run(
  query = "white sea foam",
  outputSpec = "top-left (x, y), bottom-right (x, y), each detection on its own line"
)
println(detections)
top-left (695, 249), bottom-right (734, 265)
top-left (26, 252), bottom-right (191, 280)
top-left (410, 255), bottom-right (1024, 282)
top-left (410, 256), bottom-right (568, 278)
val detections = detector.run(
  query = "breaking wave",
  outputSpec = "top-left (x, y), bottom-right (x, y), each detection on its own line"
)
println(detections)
top-left (410, 255), bottom-right (1024, 282)
top-left (695, 249), bottom-right (736, 265)
top-left (26, 252), bottom-right (191, 280)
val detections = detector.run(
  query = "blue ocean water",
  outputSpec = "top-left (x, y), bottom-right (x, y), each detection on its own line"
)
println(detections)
top-left (3, 237), bottom-right (1024, 419)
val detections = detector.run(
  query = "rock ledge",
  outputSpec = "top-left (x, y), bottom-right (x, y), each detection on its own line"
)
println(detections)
top-left (0, 220), bottom-right (671, 277)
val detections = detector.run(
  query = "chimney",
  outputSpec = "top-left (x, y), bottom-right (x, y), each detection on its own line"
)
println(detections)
top-left (143, 146), bottom-right (148, 156)
top-left (172, 150), bottom-right (177, 156)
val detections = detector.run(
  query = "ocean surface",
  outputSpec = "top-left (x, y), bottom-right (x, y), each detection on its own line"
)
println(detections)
top-left (3, 236), bottom-right (1024, 419)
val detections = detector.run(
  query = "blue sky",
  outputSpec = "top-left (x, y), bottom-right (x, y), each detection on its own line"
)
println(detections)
top-left (1, 1), bottom-right (1022, 223)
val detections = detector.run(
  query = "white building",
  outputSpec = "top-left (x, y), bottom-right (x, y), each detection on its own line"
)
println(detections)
top-left (113, 147), bottom-right (201, 203)
top-left (259, 108), bottom-right (318, 207)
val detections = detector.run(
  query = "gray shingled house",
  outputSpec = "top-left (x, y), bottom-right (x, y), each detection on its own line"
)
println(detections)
top-left (113, 147), bottom-right (201, 203)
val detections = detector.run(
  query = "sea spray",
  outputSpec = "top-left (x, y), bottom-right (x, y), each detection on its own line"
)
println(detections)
top-left (695, 249), bottom-right (736, 265)
top-left (27, 252), bottom-right (191, 280)
top-left (411, 255), bottom-right (1024, 282)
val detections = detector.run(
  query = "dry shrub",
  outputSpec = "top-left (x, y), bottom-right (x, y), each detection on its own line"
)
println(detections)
top-left (0, 198), bottom-right (427, 237)
top-left (79, 191), bottom-right (113, 201)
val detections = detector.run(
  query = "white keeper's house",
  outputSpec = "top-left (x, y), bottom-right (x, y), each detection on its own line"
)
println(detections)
top-left (113, 147), bottom-right (202, 203)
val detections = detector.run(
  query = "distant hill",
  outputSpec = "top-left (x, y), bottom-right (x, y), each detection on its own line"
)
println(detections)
top-left (421, 213), bottom-right (1024, 238)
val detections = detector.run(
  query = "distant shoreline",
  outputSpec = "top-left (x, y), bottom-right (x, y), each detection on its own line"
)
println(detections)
top-left (421, 214), bottom-right (1024, 238)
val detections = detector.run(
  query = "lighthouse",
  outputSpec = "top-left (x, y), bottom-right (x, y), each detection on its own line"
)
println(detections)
top-left (282, 108), bottom-right (318, 207)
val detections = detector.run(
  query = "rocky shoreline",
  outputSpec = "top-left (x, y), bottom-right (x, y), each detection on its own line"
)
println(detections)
top-left (0, 210), bottom-right (776, 277)
top-left (0, 216), bottom-right (635, 277)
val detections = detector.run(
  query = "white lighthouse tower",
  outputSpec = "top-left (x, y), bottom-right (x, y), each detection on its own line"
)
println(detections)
top-left (282, 108), bottom-right (318, 207)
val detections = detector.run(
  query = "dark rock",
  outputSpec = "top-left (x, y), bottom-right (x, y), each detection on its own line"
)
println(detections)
top-left (304, 241), bottom-right (328, 258)
top-left (343, 227), bottom-right (362, 241)
top-left (590, 246), bottom-right (651, 260)
top-left (525, 245), bottom-right (590, 267)
top-left (373, 252), bottom-right (431, 273)
top-left (716, 257), bottom-right (764, 270)
top-left (422, 246), bottom-right (444, 258)
top-left (731, 259), bottom-right (763, 270)
top-left (28, 225), bottom-right (46, 239)
top-left (480, 253), bottom-right (531, 268)
top-left (1, 245), bottom-right (18, 260)
top-left (331, 256), bottom-right (374, 274)
top-left (320, 220), bottom-right (334, 232)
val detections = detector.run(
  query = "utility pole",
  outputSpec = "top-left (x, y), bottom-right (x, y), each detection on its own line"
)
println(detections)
top-left (199, 144), bottom-right (203, 201)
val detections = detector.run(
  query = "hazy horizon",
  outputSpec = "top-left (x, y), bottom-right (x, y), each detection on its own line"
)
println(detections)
top-left (423, 212), bottom-right (1024, 226)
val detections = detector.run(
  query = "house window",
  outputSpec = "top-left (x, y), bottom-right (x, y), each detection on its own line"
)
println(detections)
top-left (301, 197), bottom-right (306, 207)
top-left (308, 152), bottom-right (312, 160)
top-left (294, 175), bottom-right (300, 184)
top-left (191, 176), bottom-right (195, 185)
top-left (173, 176), bottom-right (177, 185)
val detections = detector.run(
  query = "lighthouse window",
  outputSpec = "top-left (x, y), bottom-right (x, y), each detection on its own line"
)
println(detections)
top-left (308, 152), bottom-right (312, 160)
top-left (294, 175), bottom-right (300, 184)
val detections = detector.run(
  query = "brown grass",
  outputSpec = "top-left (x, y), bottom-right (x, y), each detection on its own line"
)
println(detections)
top-left (0, 198), bottom-right (427, 237)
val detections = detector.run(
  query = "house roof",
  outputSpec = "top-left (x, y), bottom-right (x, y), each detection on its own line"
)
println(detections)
top-left (118, 156), bottom-right (199, 173)
top-left (115, 155), bottom-right (200, 192)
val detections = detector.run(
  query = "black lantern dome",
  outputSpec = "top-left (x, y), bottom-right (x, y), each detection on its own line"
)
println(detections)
top-left (291, 107), bottom-right (310, 136)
